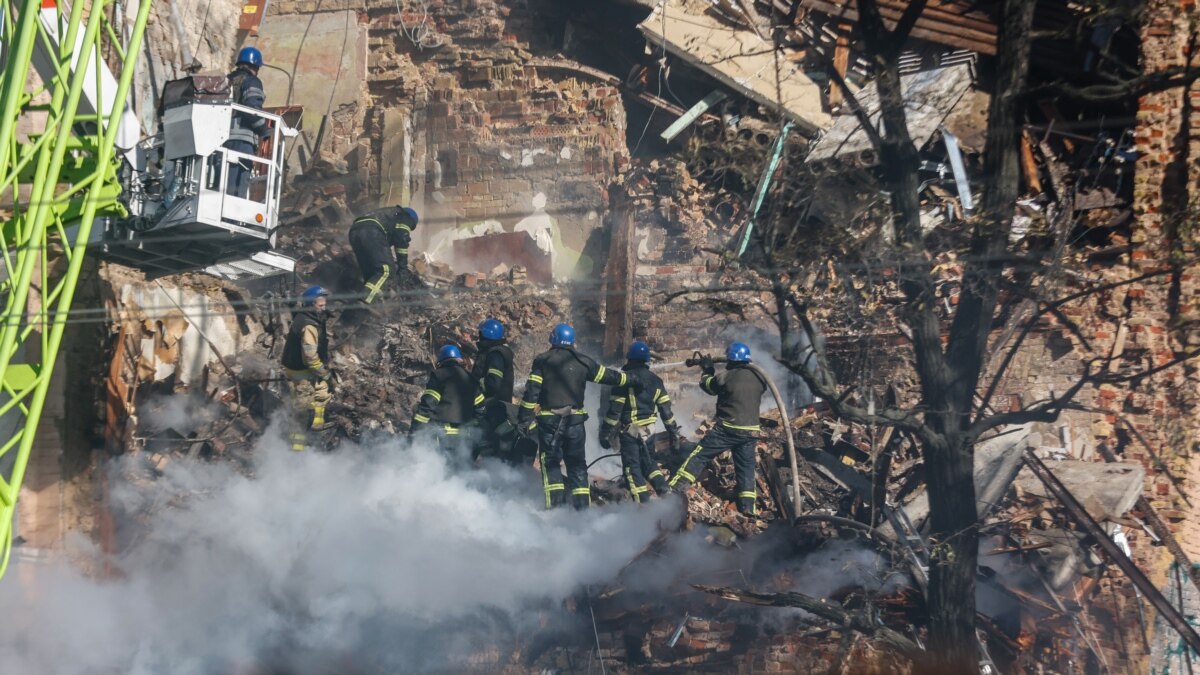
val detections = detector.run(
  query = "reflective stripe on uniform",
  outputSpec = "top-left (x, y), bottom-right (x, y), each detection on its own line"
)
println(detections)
top-left (592, 365), bottom-right (607, 383)
top-left (474, 393), bottom-right (485, 406)
top-left (528, 374), bottom-right (544, 384)
top-left (414, 413), bottom-right (431, 423)
top-left (538, 409), bottom-right (586, 416)
top-left (364, 266), bottom-right (390, 304)
top-left (488, 368), bottom-right (504, 378)
top-left (540, 450), bottom-right (565, 509)
top-left (521, 400), bottom-right (537, 409)
top-left (669, 443), bottom-right (705, 486)
top-left (422, 389), bottom-right (442, 402)
top-left (720, 420), bottom-right (760, 432)
top-left (444, 425), bottom-right (460, 435)
top-left (738, 491), bottom-right (757, 500)
top-left (648, 469), bottom-right (664, 481)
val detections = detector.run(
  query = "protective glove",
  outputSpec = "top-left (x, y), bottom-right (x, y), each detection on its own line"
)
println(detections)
top-left (699, 355), bottom-right (716, 376)
top-left (599, 432), bottom-right (612, 450)
top-left (666, 423), bottom-right (682, 446)
top-left (315, 366), bottom-right (332, 382)
top-left (517, 417), bottom-right (537, 437)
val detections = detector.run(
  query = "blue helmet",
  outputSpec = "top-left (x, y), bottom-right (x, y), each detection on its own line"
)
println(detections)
top-left (726, 342), bottom-right (752, 363)
top-left (479, 318), bottom-right (505, 341)
top-left (400, 206), bottom-right (419, 226)
top-left (550, 323), bottom-right (575, 347)
top-left (236, 47), bottom-right (263, 68)
top-left (437, 344), bottom-right (462, 362)
top-left (627, 340), bottom-right (651, 362)
top-left (301, 285), bottom-right (329, 306)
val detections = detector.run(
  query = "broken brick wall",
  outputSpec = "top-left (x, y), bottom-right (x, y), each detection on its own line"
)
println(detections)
top-left (1128, 0), bottom-right (1200, 570)
top-left (266, 0), bottom-right (629, 280)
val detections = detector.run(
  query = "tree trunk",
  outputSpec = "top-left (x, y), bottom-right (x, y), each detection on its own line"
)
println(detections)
top-left (922, 428), bottom-right (980, 672)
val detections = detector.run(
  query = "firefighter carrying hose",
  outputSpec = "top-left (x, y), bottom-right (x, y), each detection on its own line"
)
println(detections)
top-left (471, 318), bottom-right (517, 461)
top-left (669, 342), bottom-right (766, 515)
top-left (411, 344), bottom-right (485, 461)
top-left (347, 206), bottom-right (419, 305)
top-left (518, 323), bottom-right (627, 509)
top-left (281, 286), bottom-right (333, 451)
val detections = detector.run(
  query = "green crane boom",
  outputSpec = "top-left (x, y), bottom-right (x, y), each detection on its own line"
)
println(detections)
top-left (0, 0), bottom-right (152, 578)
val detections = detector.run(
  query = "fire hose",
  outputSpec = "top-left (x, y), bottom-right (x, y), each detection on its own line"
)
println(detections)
top-left (683, 352), bottom-right (804, 517)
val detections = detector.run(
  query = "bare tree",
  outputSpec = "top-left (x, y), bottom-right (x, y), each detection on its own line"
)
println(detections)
top-left (660, 0), bottom-right (1200, 670)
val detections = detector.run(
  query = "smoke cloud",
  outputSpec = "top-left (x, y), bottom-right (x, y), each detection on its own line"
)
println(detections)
top-left (0, 425), bottom-right (681, 674)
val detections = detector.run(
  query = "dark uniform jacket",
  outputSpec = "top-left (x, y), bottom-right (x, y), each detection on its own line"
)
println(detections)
top-left (519, 346), bottom-right (625, 423)
top-left (413, 362), bottom-right (485, 427)
top-left (604, 361), bottom-right (678, 430)
top-left (351, 207), bottom-right (417, 258)
top-left (227, 66), bottom-right (269, 145)
top-left (701, 363), bottom-right (766, 431)
top-left (471, 338), bottom-right (515, 404)
top-left (282, 309), bottom-right (329, 376)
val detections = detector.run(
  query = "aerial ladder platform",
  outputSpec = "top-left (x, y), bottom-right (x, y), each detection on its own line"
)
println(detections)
top-left (0, 0), bottom-right (296, 577)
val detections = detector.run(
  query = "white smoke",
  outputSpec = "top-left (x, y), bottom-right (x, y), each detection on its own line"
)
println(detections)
top-left (0, 424), bottom-right (682, 674)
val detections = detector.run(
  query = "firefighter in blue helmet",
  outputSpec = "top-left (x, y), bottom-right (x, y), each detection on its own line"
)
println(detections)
top-left (518, 323), bottom-right (627, 509)
top-left (225, 47), bottom-right (270, 197)
top-left (601, 340), bottom-right (680, 503)
top-left (470, 318), bottom-right (518, 461)
top-left (281, 286), bottom-right (332, 451)
top-left (347, 206), bottom-right (420, 305)
top-left (669, 342), bottom-right (766, 515)
top-left (411, 343), bottom-right (485, 461)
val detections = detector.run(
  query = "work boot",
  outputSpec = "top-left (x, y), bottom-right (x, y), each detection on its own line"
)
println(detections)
top-left (737, 497), bottom-right (757, 516)
top-left (650, 478), bottom-right (669, 496)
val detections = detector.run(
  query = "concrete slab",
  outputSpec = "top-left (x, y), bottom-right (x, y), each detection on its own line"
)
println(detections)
top-left (255, 10), bottom-right (366, 136)
top-left (638, 0), bottom-right (831, 135)
top-left (897, 425), bottom-right (1032, 535)
top-left (1015, 458), bottom-right (1145, 523)
top-left (806, 64), bottom-right (975, 164)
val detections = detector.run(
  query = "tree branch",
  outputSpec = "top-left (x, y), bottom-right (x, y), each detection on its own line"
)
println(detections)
top-left (692, 584), bottom-right (922, 658)
top-left (1030, 64), bottom-right (1200, 102)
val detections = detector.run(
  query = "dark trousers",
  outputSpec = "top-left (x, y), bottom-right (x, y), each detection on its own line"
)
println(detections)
top-left (419, 422), bottom-right (474, 468)
top-left (618, 429), bottom-right (667, 503)
top-left (537, 415), bottom-right (589, 509)
top-left (477, 401), bottom-right (515, 462)
top-left (670, 423), bottom-right (759, 514)
top-left (223, 139), bottom-right (255, 197)
top-left (348, 222), bottom-right (397, 304)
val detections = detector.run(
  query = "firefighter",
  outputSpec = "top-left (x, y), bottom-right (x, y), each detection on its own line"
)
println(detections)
top-left (601, 340), bottom-right (680, 503)
top-left (410, 344), bottom-right (485, 461)
top-left (668, 342), bottom-right (766, 515)
top-left (225, 47), bottom-right (271, 198)
top-left (281, 286), bottom-right (332, 451)
top-left (347, 206), bottom-right (419, 305)
top-left (518, 323), bottom-right (627, 509)
top-left (470, 318), bottom-right (517, 461)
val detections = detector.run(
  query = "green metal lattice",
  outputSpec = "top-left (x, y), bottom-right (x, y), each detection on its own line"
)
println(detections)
top-left (0, 0), bottom-right (151, 578)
